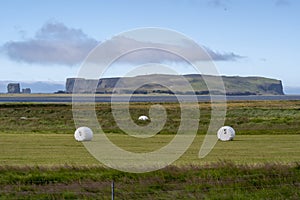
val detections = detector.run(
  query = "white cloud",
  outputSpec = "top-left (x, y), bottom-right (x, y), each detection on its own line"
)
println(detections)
top-left (86, 35), bottom-right (244, 65)
top-left (2, 21), bottom-right (98, 65)
top-left (1, 21), bottom-right (243, 66)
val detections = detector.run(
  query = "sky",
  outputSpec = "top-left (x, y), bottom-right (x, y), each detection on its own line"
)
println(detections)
top-left (0, 0), bottom-right (299, 92)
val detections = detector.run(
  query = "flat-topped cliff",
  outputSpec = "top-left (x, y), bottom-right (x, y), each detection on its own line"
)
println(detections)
top-left (66, 74), bottom-right (284, 95)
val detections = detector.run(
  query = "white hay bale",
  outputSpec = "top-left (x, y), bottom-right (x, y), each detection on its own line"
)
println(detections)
top-left (138, 115), bottom-right (149, 121)
top-left (74, 127), bottom-right (93, 141)
top-left (217, 126), bottom-right (235, 141)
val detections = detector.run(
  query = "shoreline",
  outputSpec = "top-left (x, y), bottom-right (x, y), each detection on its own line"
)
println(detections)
top-left (1, 94), bottom-right (300, 103)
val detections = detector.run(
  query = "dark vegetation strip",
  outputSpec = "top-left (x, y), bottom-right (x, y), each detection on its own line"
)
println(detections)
top-left (0, 162), bottom-right (299, 199)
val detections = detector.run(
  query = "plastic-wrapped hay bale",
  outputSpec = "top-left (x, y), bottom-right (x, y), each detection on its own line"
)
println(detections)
top-left (217, 126), bottom-right (235, 141)
top-left (138, 115), bottom-right (149, 121)
top-left (74, 127), bottom-right (93, 141)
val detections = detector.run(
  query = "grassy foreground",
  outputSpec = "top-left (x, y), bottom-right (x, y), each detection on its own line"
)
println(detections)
top-left (0, 101), bottom-right (300, 199)
top-left (0, 163), bottom-right (299, 199)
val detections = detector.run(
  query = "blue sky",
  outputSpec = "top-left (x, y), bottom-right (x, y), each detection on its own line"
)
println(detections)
top-left (0, 0), bottom-right (299, 91)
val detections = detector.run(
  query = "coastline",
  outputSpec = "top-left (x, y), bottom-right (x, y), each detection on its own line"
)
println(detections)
top-left (1, 94), bottom-right (300, 103)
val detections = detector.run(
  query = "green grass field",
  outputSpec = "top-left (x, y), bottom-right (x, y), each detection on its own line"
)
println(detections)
top-left (0, 101), bottom-right (299, 199)
top-left (1, 100), bottom-right (300, 135)
top-left (0, 134), bottom-right (299, 166)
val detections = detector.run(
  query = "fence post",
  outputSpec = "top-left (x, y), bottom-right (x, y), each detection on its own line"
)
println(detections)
top-left (111, 180), bottom-right (115, 200)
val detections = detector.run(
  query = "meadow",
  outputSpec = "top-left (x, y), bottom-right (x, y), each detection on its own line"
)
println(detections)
top-left (0, 101), bottom-right (299, 199)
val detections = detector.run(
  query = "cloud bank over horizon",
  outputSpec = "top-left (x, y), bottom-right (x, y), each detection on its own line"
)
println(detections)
top-left (1, 21), bottom-right (244, 66)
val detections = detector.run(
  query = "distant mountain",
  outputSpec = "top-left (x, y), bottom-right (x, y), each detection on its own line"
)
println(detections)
top-left (66, 74), bottom-right (284, 95)
top-left (0, 75), bottom-right (288, 95)
top-left (0, 81), bottom-right (64, 93)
